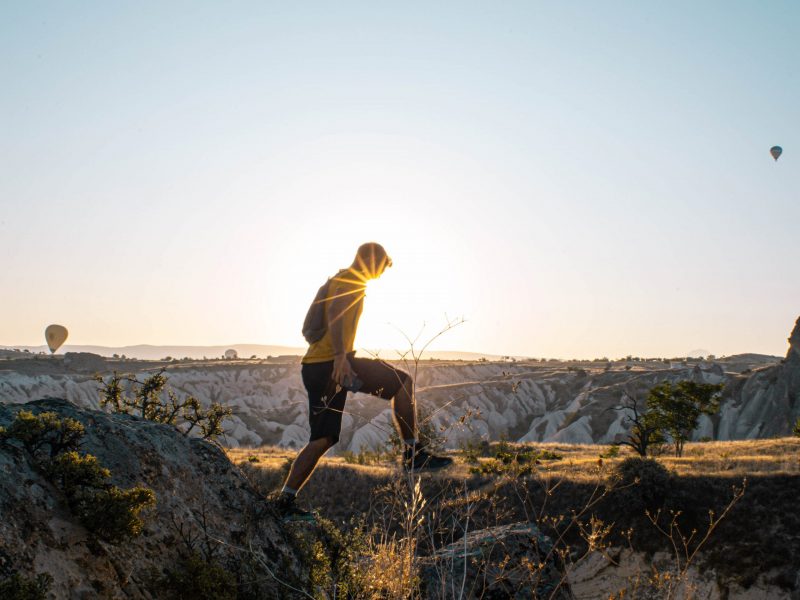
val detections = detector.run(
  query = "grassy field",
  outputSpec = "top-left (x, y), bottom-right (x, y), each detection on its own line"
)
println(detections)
top-left (228, 438), bottom-right (800, 595)
top-left (228, 436), bottom-right (800, 482)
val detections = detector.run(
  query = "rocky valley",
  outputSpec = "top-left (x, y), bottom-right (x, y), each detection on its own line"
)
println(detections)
top-left (1, 318), bottom-right (798, 454)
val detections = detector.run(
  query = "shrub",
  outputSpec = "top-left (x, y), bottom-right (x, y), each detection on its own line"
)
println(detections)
top-left (610, 457), bottom-right (670, 512)
top-left (44, 450), bottom-right (110, 494)
top-left (286, 516), bottom-right (373, 598)
top-left (1, 410), bottom-right (156, 544)
top-left (599, 445), bottom-right (620, 459)
top-left (458, 439), bottom-right (485, 464)
top-left (0, 573), bottom-right (53, 600)
top-left (95, 370), bottom-right (232, 441)
top-left (75, 486), bottom-right (156, 543)
top-left (469, 444), bottom-right (562, 476)
top-left (0, 411), bottom-right (84, 458)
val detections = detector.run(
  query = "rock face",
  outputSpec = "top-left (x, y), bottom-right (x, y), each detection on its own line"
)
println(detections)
top-left (0, 399), bottom-right (303, 599)
top-left (0, 318), bottom-right (797, 450)
top-left (715, 317), bottom-right (800, 440)
top-left (788, 316), bottom-right (800, 363)
top-left (421, 522), bottom-right (571, 600)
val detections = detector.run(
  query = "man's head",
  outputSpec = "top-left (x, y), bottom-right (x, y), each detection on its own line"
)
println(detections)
top-left (353, 242), bottom-right (392, 280)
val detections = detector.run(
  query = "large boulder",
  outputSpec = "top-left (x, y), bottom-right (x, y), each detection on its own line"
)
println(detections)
top-left (0, 398), bottom-right (305, 599)
top-left (420, 522), bottom-right (572, 599)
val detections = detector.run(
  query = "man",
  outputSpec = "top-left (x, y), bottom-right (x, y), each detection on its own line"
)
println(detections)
top-left (275, 242), bottom-right (452, 522)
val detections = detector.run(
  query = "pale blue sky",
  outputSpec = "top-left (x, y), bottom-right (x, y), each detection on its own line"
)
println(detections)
top-left (2, 2), bottom-right (798, 358)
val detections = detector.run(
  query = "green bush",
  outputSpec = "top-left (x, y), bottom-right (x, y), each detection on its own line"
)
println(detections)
top-left (599, 445), bottom-right (620, 459)
top-left (0, 411), bottom-right (84, 458)
top-left (45, 451), bottom-right (110, 494)
top-left (469, 444), bottom-right (563, 476)
top-left (286, 516), bottom-right (372, 598)
top-left (0, 573), bottom-right (53, 600)
top-left (76, 486), bottom-right (156, 543)
top-left (2, 410), bottom-right (156, 544)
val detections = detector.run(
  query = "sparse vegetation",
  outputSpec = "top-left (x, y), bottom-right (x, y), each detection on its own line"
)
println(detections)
top-left (230, 435), bottom-right (800, 598)
top-left (0, 410), bottom-right (155, 543)
top-left (94, 369), bottom-right (232, 441)
top-left (468, 440), bottom-right (563, 476)
top-left (156, 553), bottom-right (237, 600)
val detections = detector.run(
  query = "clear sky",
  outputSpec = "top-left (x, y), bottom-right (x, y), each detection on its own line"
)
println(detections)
top-left (2, 1), bottom-right (798, 359)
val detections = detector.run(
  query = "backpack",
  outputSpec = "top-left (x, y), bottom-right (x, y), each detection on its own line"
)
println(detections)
top-left (301, 278), bottom-right (332, 344)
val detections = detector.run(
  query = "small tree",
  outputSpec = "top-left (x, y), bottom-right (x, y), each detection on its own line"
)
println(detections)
top-left (94, 370), bottom-right (232, 441)
top-left (647, 381), bottom-right (723, 457)
top-left (792, 417), bottom-right (800, 437)
top-left (611, 392), bottom-right (665, 457)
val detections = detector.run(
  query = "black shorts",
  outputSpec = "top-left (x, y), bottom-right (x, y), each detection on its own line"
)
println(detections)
top-left (301, 354), bottom-right (411, 444)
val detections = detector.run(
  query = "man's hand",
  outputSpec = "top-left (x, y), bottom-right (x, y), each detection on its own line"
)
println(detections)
top-left (332, 354), bottom-right (356, 387)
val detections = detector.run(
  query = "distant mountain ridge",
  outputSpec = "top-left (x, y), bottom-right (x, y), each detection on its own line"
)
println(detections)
top-left (1, 344), bottom-right (305, 360)
top-left (0, 344), bottom-right (505, 362)
top-left (2, 319), bottom-right (795, 451)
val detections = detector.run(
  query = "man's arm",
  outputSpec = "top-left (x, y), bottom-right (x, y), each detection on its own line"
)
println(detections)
top-left (328, 287), bottom-right (357, 386)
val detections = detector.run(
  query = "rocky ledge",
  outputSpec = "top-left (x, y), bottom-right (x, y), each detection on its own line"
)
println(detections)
top-left (0, 398), bottom-right (304, 599)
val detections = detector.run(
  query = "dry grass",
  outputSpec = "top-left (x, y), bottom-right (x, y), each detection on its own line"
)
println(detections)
top-left (229, 436), bottom-right (800, 484)
top-left (228, 437), bottom-right (800, 595)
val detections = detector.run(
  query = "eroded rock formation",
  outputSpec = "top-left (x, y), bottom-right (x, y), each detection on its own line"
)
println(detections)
top-left (1, 318), bottom-right (798, 450)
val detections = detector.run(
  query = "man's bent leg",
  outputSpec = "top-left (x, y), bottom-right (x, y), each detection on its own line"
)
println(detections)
top-left (283, 437), bottom-right (334, 492)
top-left (391, 376), bottom-right (416, 441)
top-left (393, 375), bottom-right (454, 473)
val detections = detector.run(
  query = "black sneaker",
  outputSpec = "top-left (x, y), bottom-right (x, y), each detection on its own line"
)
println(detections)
top-left (272, 493), bottom-right (316, 523)
top-left (403, 447), bottom-right (453, 473)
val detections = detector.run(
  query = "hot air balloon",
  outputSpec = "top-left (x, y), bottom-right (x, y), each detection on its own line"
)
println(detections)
top-left (770, 146), bottom-right (782, 161)
top-left (45, 324), bottom-right (68, 353)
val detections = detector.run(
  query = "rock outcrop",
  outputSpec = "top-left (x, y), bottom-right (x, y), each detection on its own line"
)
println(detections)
top-left (715, 317), bottom-right (800, 439)
top-left (788, 316), bottom-right (800, 363)
top-left (421, 522), bottom-right (571, 599)
top-left (0, 399), bottom-right (303, 599)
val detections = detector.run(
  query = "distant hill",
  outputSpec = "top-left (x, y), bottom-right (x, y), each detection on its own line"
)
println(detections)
top-left (0, 344), bottom-right (505, 362)
top-left (0, 344), bottom-right (304, 360)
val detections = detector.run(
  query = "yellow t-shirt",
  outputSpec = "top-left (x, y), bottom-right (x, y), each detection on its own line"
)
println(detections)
top-left (302, 269), bottom-right (366, 364)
